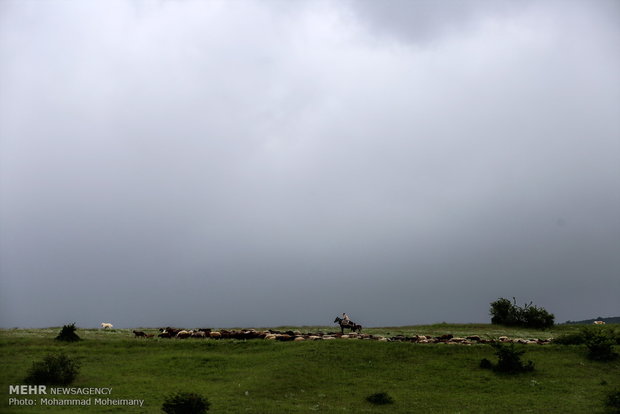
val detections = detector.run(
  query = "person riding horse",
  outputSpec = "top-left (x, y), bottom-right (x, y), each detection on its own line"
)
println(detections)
top-left (334, 313), bottom-right (362, 334)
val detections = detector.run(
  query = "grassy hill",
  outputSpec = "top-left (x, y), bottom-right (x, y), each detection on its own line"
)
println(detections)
top-left (1, 324), bottom-right (619, 413)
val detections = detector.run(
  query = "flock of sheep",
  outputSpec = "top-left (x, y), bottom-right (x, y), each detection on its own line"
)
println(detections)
top-left (117, 326), bottom-right (555, 345)
top-left (97, 320), bottom-right (608, 344)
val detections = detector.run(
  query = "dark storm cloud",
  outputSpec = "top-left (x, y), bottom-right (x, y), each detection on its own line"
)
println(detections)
top-left (0, 0), bottom-right (618, 328)
top-left (347, 0), bottom-right (529, 45)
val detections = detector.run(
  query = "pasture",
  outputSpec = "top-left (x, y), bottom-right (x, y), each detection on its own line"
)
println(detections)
top-left (1, 324), bottom-right (619, 413)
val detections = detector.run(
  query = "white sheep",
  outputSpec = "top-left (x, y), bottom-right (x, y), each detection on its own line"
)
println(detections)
top-left (101, 323), bottom-right (113, 329)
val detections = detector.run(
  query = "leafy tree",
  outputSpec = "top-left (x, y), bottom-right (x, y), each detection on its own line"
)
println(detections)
top-left (489, 297), bottom-right (554, 329)
top-left (490, 298), bottom-right (515, 325)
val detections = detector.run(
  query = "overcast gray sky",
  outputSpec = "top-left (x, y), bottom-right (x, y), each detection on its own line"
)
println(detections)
top-left (1, 0), bottom-right (618, 329)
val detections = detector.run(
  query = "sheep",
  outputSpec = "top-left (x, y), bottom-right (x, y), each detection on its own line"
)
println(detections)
top-left (594, 320), bottom-right (606, 325)
top-left (157, 327), bottom-right (181, 338)
top-left (101, 323), bottom-right (113, 329)
top-left (176, 330), bottom-right (192, 339)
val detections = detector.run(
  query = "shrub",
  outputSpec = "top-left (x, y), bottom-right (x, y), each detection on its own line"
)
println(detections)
top-left (366, 392), bottom-right (394, 405)
top-left (585, 331), bottom-right (618, 362)
top-left (162, 392), bottom-right (210, 414)
top-left (480, 342), bottom-right (534, 374)
top-left (554, 327), bottom-right (619, 361)
top-left (24, 353), bottom-right (80, 385)
top-left (55, 323), bottom-right (81, 342)
top-left (605, 389), bottom-right (620, 413)
top-left (479, 358), bottom-right (493, 370)
top-left (552, 331), bottom-right (586, 345)
top-left (489, 297), bottom-right (554, 329)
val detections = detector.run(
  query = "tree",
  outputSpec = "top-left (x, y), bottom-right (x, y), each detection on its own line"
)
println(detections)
top-left (489, 297), bottom-right (554, 329)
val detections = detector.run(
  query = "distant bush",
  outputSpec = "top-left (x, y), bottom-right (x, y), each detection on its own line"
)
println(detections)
top-left (552, 331), bottom-right (586, 345)
top-left (553, 327), bottom-right (619, 361)
top-left (480, 342), bottom-right (534, 374)
top-left (554, 326), bottom-right (620, 345)
top-left (605, 389), bottom-right (620, 413)
top-left (162, 392), bottom-right (210, 414)
top-left (585, 331), bottom-right (618, 362)
top-left (366, 392), bottom-right (394, 405)
top-left (55, 323), bottom-right (81, 342)
top-left (490, 297), bottom-right (554, 329)
top-left (24, 353), bottom-right (80, 385)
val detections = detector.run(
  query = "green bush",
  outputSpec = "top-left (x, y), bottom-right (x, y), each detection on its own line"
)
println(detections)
top-left (605, 389), bottom-right (620, 413)
top-left (490, 297), bottom-right (554, 329)
top-left (585, 331), bottom-right (618, 362)
top-left (480, 342), bottom-right (534, 374)
top-left (479, 358), bottom-right (493, 370)
top-left (366, 392), bottom-right (394, 405)
top-left (24, 353), bottom-right (80, 385)
top-left (553, 327), bottom-right (619, 361)
top-left (553, 326), bottom-right (620, 345)
top-left (162, 392), bottom-right (210, 414)
top-left (552, 331), bottom-right (586, 345)
top-left (55, 323), bottom-right (81, 342)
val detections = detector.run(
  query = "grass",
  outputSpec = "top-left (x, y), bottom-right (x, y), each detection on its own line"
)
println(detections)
top-left (1, 324), bottom-right (619, 413)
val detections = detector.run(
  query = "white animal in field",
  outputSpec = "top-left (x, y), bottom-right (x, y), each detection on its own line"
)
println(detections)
top-left (593, 320), bottom-right (606, 325)
top-left (101, 323), bottom-right (113, 329)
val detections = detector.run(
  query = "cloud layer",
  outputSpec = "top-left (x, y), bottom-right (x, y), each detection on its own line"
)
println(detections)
top-left (1, 0), bottom-right (618, 328)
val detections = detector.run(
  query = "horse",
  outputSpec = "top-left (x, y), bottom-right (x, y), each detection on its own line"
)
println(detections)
top-left (334, 317), bottom-right (362, 334)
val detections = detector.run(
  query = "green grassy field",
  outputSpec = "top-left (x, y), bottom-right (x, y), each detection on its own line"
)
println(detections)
top-left (1, 324), bottom-right (618, 413)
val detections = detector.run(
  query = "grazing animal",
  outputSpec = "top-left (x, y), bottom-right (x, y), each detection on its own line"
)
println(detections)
top-left (133, 330), bottom-right (147, 338)
top-left (176, 330), bottom-right (192, 339)
top-left (334, 316), bottom-right (362, 334)
top-left (101, 323), bottom-right (113, 329)
top-left (159, 327), bottom-right (181, 336)
top-left (594, 320), bottom-right (606, 325)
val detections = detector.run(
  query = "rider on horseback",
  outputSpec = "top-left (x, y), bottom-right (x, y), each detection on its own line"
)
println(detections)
top-left (335, 313), bottom-right (361, 333)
